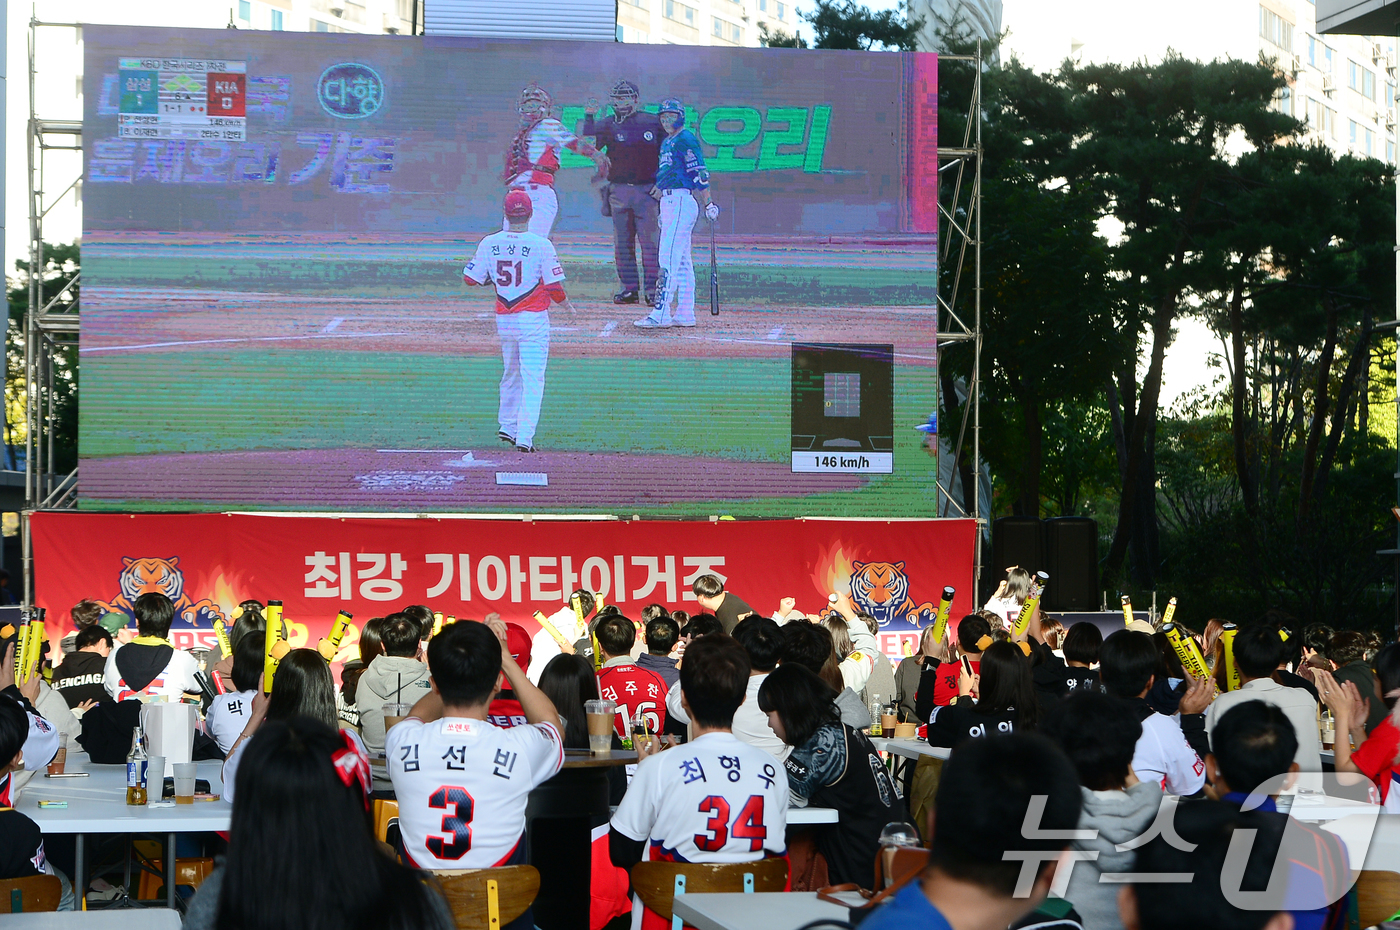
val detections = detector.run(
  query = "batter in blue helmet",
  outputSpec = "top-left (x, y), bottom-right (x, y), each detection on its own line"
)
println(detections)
top-left (635, 97), bottom-right (719, 329)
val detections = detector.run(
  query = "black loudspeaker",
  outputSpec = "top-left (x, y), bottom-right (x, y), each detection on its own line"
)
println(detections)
top-left (991, 517), bottom-right (1045, 584)
top-left (1042, 517), bottom-right (1099, 611)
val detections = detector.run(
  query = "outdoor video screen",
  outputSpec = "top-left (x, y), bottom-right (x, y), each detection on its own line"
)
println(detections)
top-left (80, 26), bottom-right (938, 516)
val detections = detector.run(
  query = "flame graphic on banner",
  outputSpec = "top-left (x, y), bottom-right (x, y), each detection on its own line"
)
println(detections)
top-left (809, 540), bottom-right (862, 598)
top-left (200, 570), bottom-right (248, 621)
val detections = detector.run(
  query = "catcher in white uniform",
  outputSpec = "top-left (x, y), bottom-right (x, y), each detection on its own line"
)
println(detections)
top-left (464, 190), bottom-right (574, 453)
top-left (505, 83), bottom-right (610, 238)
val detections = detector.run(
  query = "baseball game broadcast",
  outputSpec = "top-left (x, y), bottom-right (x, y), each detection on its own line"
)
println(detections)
top-left (79, 26), bottom-right (938, 516)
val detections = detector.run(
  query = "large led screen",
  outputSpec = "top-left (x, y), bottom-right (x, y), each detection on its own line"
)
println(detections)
top-left (80, 26), bottom-right (938, 516)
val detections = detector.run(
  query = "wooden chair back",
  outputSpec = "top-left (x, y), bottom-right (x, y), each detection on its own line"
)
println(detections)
top-left (431, 865), bottom-right (540, 930)
top-left (1356, 870), bottom-right (1400, 929)
top-left (630, 859), bottom-right (789, 921)
top-left (0, 875), bottom-right (62, 913)
top-left (872, 845), bottom-right (928, 891)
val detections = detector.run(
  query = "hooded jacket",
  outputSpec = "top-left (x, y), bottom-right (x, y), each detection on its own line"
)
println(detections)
top-left (355, 654), bottom-right (432, 754)
top-left (1064, 780), bottom-right (1163, 930)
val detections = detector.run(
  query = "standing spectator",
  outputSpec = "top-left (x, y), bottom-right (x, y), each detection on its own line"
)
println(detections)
top-left (730, 616), bottom-right (788, 762)
top-left (102, 592), bottom-right (200, 702)
top-left (59, 599), bottom-right (104, 657)
top-left (181, 717), bottom-right (454, 930)
top-left (759, 664), bottom-right (905, 888)
top-left (983, 567), bottom-right (1031, 630)
top-left (926, 641), bottom-right (1037, 750)
top-left (858, 734), bottom-right (1083, 930)
top-left (1099, 630), bottom-right (1209, 796)
top-left (527, 590), bottom-right (597, 683)
top-left (204, 632), bottom-right (264, 755)
top-left (388, 619), bottom-right (563, 881)
top-left (690, 574), bottom-right (753, 634)
top-left (356, 614), bottom-right (431, 759)
top-left (52, 625), bottom-right (112, 709)
top-left (1204, 624), bottom-right (1321, 773)
top-left (609, 636), bottom-right (788, 930)
top-left (596, 614), bottom-right (668, 737)
top-left (583, 80), bottom-right (663, 305)
top-left (1041, 691), bottom-right (1161, 930)
top-left (637, 616), bottom-right (681, 689)
top-left (1328, 630), bottom-right (1385, 733)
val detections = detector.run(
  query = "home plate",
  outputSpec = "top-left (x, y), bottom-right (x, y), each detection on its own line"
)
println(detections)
top-left (495, 472), bottom-right (548, 486)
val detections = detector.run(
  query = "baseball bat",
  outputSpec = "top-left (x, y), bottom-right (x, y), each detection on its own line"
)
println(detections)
top-left (709, 221), bottom-right (719, 316)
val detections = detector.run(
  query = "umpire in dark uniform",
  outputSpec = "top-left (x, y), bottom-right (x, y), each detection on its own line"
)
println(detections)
top-left (582, 80), bottom-right (663, 306)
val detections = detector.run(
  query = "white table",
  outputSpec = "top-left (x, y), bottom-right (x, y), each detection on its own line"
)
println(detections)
top-left (3, 912), bottom-right (182, 929)
top-left (1282, 792), bottom-right (1380, 823)
top-left (1322, 813), bottom-right (1400, 870)
top-left (786, 806), bottom-right (838, 825)
top-left (869, 737), bottom-right (950, 761)
top-left (672, 891), bottom-right (861, 930)
top-left (19, 753), bottom-right (230, 910)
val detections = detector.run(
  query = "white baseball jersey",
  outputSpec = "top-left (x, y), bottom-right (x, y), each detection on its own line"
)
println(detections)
top-left (610, 731), bottom-right (789, 864)
top-left (103, 640), bottom-right (201, 702)
top-left (464, 232), bottom-right (565, 315)
top-left (1132, 711), bottom-right (1206, 796)
top-left (507, 118), bottom-right (578, 188)
top-left (204, 689), bottom-right (256, 754)
top-left (386, 716), bottom-right (564, 869)
top-left (526, 605), bottom-right (588, 684)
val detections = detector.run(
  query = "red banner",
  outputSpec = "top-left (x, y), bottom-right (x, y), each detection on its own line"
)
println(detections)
top-left (30, 513), bottom-right (976, 661)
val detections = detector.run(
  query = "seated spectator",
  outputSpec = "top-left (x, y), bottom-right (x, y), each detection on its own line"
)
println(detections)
top-left (527, 590), bottom-right (598, 682)
top-left (337, 616), bottom-right (386, 728)
top-left (596, 614), bottom-right (668, 737)
top-left (52, 625), bottom-right (112, 709)
top-left (927, 641), bottom-right (1037, 749)
top-left (1061, 622), bottom-right (1105, 693)
top-left (860, 733), bottom-right (1083, 930)
top-left (221, 648), bottom-right (364, 802)
top-left (181, 717), bottom-right (453, 930)
top-left (759, 663), bottom-right (905, 888)
top-left (1041, 691), bottom-right (1161, 930)
top-left (610, 636), bottom-right (788, 930)
top-left (58, 599), bottom-right (104, 657)
top-left (691, 573), bottom-right (753, 634)
top-left (486, 624), bottom-right (534, 728)
top-left (538, 653), bottom-right (604, 751)
top-left (1318, 645), bottom-right (1400, 810)
top-left (401, 604), bottom-right (434, 641)
top-left (103, 593), bottom-right (200, 702)
top-left (0, 700), bottom-right (74, 909)
top-left (921, 613), bottom-right (991, 716)
top-left (729, 616), bottom-right (788, 762)
top-left (1276, 626), bottom-right (1319, 701)
top-left (780, 620), bottom-right (870, 729)
top-left (822, 615), bottom-right (875, 699)
top-left (895, 625), bottom-right (944, 723)
top-left (671, 609), bottom-right (690, 629)
top-left (1205, 701), bottom-right (1350, 930)
top-left (1328, 630), bottom-right (1385, 733)
top-left (1122, 800), bottom-right (1302, 930)
top-left (1205, 625), bottom-right (1321, 772)
top-left (356, 613), bottom-right (431, 758)
top-left (1145, 631), bottom-right (1188, 716)
top-left (638, 616), bottom-right (681, 689)
top-left (204, 631), bottom-right (264, 755)
top-left (0, 642), bottom-right (59, 804)
top-left (855, 613), bottom-right (897, 705)
top-left (662, 613), bottom-right (725, 736)
top-left (1100, 630), bottom-right (1208, 796)
top-left (387, 619), bottom-right (563, 885)
top-left (640, 603), bottom-right (670, 623)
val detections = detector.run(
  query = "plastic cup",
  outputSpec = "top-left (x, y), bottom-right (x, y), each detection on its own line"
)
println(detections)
top-left (146, 755), bottom-right (166, 797)
top-left (173, 762), bottom-right (197, 804)
top-left (585, 699), bottom-right (615, 755)
top-left (46, 734), bottom-right (67, 775)
top-left (881, 713), bottom-right (898, 732)
top-left (383, 703), bottom-right (412, 733)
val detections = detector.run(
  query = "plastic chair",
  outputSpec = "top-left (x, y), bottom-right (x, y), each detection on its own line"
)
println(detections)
top-left (138, 856), bottom-right (215, 900)
top-left (0, 875), bottom-right (62, 912)
top-left (630, 859), bottom-right (788, 924)
top-left (374, 798), bottom-right (399, 843)
top-left (431, 865), bottom-right (541, 930)
top-left (1356, 870), bottom-right (1400, 929)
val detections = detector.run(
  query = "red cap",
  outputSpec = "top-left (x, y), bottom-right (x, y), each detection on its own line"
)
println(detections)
top-left (504, 189), bottom-right (534, 219)
top-left (505, 623), bottom-right (533, 672)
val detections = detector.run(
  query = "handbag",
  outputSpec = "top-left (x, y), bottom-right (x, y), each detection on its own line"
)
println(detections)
top-left (815, 865), bottom-right (924, 926)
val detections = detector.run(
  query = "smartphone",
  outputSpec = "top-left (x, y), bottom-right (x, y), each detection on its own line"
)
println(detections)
top-left (961, 655), bottom-right (974, 677)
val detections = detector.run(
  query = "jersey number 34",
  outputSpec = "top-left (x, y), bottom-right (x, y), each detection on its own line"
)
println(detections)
top-left (694, 795), bottom-right (766, 853)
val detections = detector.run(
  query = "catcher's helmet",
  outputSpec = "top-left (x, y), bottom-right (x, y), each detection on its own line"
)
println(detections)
top-left (518, 83), bottom-right (553, 119)
top-left (504, 189), bottom-right (534, 218)
top-left (610, 79), bottom-right (640, 101)
top-left (658, 97), bottom-right (684, 128)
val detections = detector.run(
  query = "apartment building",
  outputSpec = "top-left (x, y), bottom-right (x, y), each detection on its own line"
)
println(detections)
top-left (233, 0), bottom-right (421, 34)
top-left (617, 0), bottom-right (797, 47)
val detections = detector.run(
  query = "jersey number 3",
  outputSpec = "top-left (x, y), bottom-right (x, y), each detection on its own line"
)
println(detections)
top-left (427, 785), bottom-right (474, 860)
top-left (694, 795), bottom-right (766, 853)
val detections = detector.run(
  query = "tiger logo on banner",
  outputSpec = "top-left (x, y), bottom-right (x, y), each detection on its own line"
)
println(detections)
top-left (850, 560), bottom-right (938, 628)
top-left (97, 556), bottom-right (227, 627)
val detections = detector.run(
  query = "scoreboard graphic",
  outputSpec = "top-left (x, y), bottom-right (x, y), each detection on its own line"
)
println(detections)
top-left (118, 57), bottom-right (247, 141)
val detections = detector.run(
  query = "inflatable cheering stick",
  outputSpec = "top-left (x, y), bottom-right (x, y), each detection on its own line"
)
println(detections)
top-left (1011, 572), bottom-right (1048, 639)
top-left (930, 586), bottom-right (956, 646)
top-left (317, 610), bottom-right (354, 661)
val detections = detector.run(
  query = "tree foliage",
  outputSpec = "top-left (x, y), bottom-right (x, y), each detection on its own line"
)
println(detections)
top-left (802, 0), bottom-right (923, 50)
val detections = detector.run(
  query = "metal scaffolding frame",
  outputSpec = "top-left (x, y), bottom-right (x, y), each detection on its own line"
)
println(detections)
top-left (934, 43), bottom-right (984, 589)
top-left (22, 15), bottom-right (84, 606)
